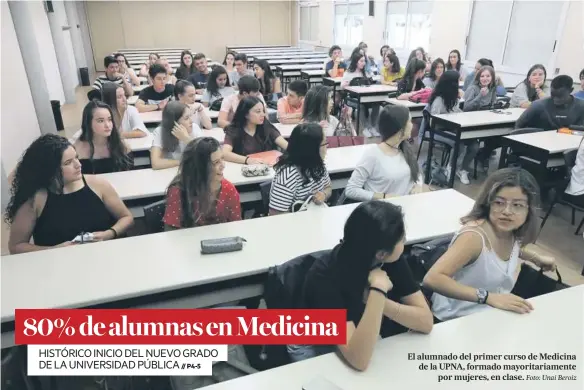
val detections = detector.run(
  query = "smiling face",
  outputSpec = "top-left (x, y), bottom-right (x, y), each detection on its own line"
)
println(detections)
top-left (91, 107), bottom-right (113, 138)
top-left (435, 62), bottom-right (444, 78)
top-left (449, 51), bottom-right (459, 67)
top-left (246, 102), bottom-right (265, 125)
top-left (183, 54), bottom-right (192, 67)
top-left (61, 146), bottom-right (82, 183)
top-left (357, 56), bottom-right (366, 70)
top-left (178, 107), bottom-right (193, 129)
top-left (194, 57), bottom-right (207, 73)
top-left (528, 68), bottom-right (545, 88)
top-left (115, 87), bottom-right (127, 109)
top-left (216, 73), bottom-right (228, 88)
top-left (479, 69), bottom-right (492, 87)
top-left (488, 186), bottom-right (529, 233)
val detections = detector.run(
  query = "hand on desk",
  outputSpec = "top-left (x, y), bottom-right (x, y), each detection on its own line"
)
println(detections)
top-left (246, 158), bottom-right (264, 165)
top-left (313, 191), bottom-right (326, 205)
top-left (91, 230), bottom-right (115, 242)
top-left (486, 293), bottom-right (533, 314)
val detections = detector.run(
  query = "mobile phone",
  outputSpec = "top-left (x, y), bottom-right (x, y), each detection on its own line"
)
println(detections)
top-left (302, 377), bottom-right (344, 390)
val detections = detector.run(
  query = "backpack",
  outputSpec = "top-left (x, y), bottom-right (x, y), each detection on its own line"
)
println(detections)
top-left (409, 88), bottom-right (433, 104)
top-left (407, 235), bottom-right (453, 303)
top-left (209, 97), bottom-right (223, 111)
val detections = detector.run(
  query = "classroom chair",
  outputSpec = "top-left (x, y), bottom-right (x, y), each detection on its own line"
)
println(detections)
top-left (143, 199), bottom-right (167, 233)
top-left (417, 109), bottom-right (453, 166)
top-left (87, 89), bottom-right (101, 101)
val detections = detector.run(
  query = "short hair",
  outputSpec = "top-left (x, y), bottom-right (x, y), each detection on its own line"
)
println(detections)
top-left (287, 80), bottom-right (308, 97)
top-left (237, 75), bottom-right (260, 94)
top-left (104, 55), bottom-right (117, 68)
top-left (234, 53), bottom-right (248, 64)
top-left (328, 45), bottom-right (342, 57)
top-left (580, 68), bottom-right (584, 80)
top-left (193, 53), bottom-right (206, 61)
top-left (149, 64), bottom-right (167, 79)
top-left (551, 75), bottom-right (574, 90)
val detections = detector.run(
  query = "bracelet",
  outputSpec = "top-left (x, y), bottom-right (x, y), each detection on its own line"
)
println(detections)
top-left (245, 156), bottom-right (249, 164)
top-left (108, 228), bottom-right (118, 239)
top-left (369, 286), bottom-right (387, 297)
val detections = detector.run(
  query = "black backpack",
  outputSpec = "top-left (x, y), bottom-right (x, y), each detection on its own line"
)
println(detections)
top-left (407, 235), bottom-right (453, 303)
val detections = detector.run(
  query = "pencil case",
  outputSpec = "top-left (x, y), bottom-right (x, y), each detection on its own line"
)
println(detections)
top-left (200, 236), bottom-right (246, 254)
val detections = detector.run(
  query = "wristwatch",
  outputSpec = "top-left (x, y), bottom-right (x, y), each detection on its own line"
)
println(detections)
top-left (476, 288), bottom-right (488, 304)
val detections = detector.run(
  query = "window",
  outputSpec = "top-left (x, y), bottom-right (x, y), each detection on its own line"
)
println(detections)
top-left (334, 1), bottom-right (365, 46)
top-left (299, 2), bottom-right (319, 42)
top-left (465, 1), bottom-right (568, 72)
top-left (384, 0), bottom-right (433, 54)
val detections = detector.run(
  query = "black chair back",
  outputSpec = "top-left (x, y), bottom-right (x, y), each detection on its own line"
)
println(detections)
top-left (87, 89), bottom-right (102, 101)
top-left (143, 199), bottom-right (167, 233)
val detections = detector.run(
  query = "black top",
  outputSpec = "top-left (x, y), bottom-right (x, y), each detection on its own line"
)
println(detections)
top-left (397, 78), bottom-right (425, 94)
top-left (138, 84), bottom-right (174, 106)
top-left (515, 96), bottom-right (584, 130)
top-left (32, 176), bottom-right (116, 246)
top-left (188, 72), bottom-right (210, 90)
top-left (302, 245), bottom-right (419, 338)
top-left (175, 66), bottom-right (196, 80)
top-left (79, 154), bottom-right (133, 174)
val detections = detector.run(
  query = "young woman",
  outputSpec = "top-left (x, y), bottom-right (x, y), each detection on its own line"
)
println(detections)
top-left (174, 50), bottom-right (196, 80)
top-left (101, 82), bottom-right (147, 139)
top-left (345, 105), bottom-right (424, 202)
top-left (510, 64), bottom-right (549, 108)
top-left (139, 53), bottom-right (159, 77)
top-left (74, 100), bottom-right (133, 174)
top-left (269, 123), bottom-right (331, 214)
top-left (446, 50), bottom-right (466, 82)
top-left (380, 53), bottom-right (404, 85)
top-left (408, 47), bottom-right (431, 72)
top-left (463, 65), bottom-right (498, 111)
top-left (424, 168), bottom-right (556, 322)
top-left (357, 41), bottom-right (376, 74)
top-left (426, 70), bottom-right (478, 185)
top-left (288, 201), bottom-right (433, 367)
top-left (302, 85), bottom-right (339, 136)
top-left (163, 137), bottom-right (241, 229)
top-left (155, 58), bottom-right (177, 85)
top-left (377, 45), bottom-right (390, 70)
top-left (150, 101), bottom-right (203, 170)
top-left (253, 59), bottom-right (281, 102)
top-left (201, 66), bottom-right (235, 108)
top-left (223, 96), bottom-right (287, 164)
top-left (397, 59), bottom-right (426, 100)
top-left (463, 58), bottom-right (505, 95)
top-left (113, 53), bottom-right (140, 86)
top-left (5, 134), bottom-right (133, 254)
top-left (423, 58), bottom-right (445, 89)
top-left (174, 80), bottom-right (212, 130)
top-left (223, 51), bottom-right (236, 74)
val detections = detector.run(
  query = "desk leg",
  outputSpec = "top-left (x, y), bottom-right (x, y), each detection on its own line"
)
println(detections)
top-left (355, 96), bottom-right (361, 136)
top-left (498, 144), bottom-right (509, 169)
top-left (332, 84), bottom-right (338, 117)
top-left (538, 153), bottom-right (550, 198)
top-left (424, 128), bottom-right (435, 185)
top-left (448, 132), bottom-right (461, 188)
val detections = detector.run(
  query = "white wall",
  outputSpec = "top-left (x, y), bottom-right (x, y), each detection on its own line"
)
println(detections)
top-left (1, 2), bottom-right (42, 172)
top-left (554, 0), bottom-right (584, 81)
top-left (52, 0), bottom-right (79, 88)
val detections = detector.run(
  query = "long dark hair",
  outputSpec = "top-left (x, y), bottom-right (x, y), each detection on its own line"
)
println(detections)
top-left (302, 85), bottom-right (331, 123)
top-left (101, 82), bottom-right (123, 130)
top-left (378, 105), bottom-right (419, 182)
top-left (274, 123), bottom-right (326, 184)
top-left (521, 64), bottom-right (547, 102)
top-left (173, 79), bottom-right (195, 101)
top-left (336, 201), bottom-right (405, 295)
top-left (80, 100), bottom-right (131, 171)
top-left (113, 52), bottom-right (130, 68)
top-left (403, 59), bottom-right (426, 92)
top-left (428, 70), bottom-right (460, 113)
top-left (384, 53), bottom-right (400, 74)
top-left (408, 47), bottom-right (428, 63)
top-left (168, 137), bottom-right (221, 228)
top-left (348, 51), bottom-right (366, 75)
top-left (226, 96), bottom-right (273, 154)
top-left (206, 66), bottom-right (230, 98)
top-left (462, 168), bottom-right (540, 244)
top-left (223, 51), bottom-right (236, 66)
top-left (5, 134), bottom-right (73, 224)
top-left (178, 50), bottom-right (195, 74)
top-left (254, 59), bottom-right (275, 96)
top-left (446, 49), bottom-right (462, 72)
top-left (160, 101), bottom-right (189, 153)
top-left (428, 58), bottom-right (445, 81)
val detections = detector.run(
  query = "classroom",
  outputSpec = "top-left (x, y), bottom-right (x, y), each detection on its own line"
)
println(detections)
top-left (1, 0), bottom-right (583, 389)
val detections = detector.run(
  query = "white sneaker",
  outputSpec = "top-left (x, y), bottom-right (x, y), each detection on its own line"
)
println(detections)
top-left (369, 127), bottom-right (380, 137)
top-left (457, 170), bottom-right (470, 185)
top-left (362, 127), bottom-right (373, 138)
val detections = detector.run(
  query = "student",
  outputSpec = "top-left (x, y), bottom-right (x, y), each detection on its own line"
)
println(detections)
top-left (575, 68), bottom-right (584, 100)
top-left (253, 59), bottom-right (281, 102)
top-left (463, 58), bottom-right (505, 95)
top-left (277, 80), bottom-right (307, 124)
top-left (325, 45), bottom-right (347, 78)
top-left (302, 85), bottom-right (339, 136)
top-left (463, 65), bottom-right (498, 111)
top-left (150, 101), bottom-right (203, 170)
top-left (222, 96), bottom-right (287, 164)
top-left (515, 75), bottom-right (584, 130)
top-left (163, 137), bottom-right (241, 229)
top-left (5, 134), bottom-right (133, 254)
top-left (174, 50), bottom-right (196, 81)
top-left (565, 139), bottom-right (584, 204)
top-left (136, 64), bottom-right (175, 113)
top-left (74, 101), bottom-right (133, 174)
top-left (230, 53), bottom-right (253, 87)
top-left (113, 52), bottom-right (140, 86)
top-left (218, 76), bottom-right (266, 128)
top-left (510, 64), bottom-right (549, 108)
top-left (155, 58), bottom-right (177, 85)
top-left (174, 80), bottom-right (212, 130)
top-left (288, 201), bottom-right (432, 367)
top-left (445, 49), bottom-right (467, 82)
top-left (357, 41), bottom-right (376, 74)
top-left (377, 45), bottom-right (390, 70)
top-left (424, 168), bottom-right (556, 322)
top-left (423, 58), bottom-right (445, 89)
top-left (397, 59), bottom-right (426, 100)
top-left (343, 52), bottom-right (379, 137)
top-left (408, 47), bottom-right (431, 72)
top-left (223, 51), bottom-right (236, 74)
top-left (269, 123), bottom-right (331, 214)
top-left (201, 66), bottom-right (235, 108)
top-left (188, 53), bottom-right (210, 93)
top-left (345, 105), bottom-right (424, 201)
top-left (101, 82), bottom-right (147, 139)
top-left (380, 53), bottom-right (404, 85)
top-left (92, 55), bottom-right (133, 97)
top-left (139, 53), bottom-right (159, 77)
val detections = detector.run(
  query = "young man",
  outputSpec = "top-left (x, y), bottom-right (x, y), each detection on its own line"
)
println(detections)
top-left (515, 75), bottom-right (584, 130)
top-left (218, 76), bottom-right (266, 128)
top-left (276, 80), bottom-right (307, 124)
top-left (325, 45), bottom-right (347, 78)
top-left (188, 53), bottom-right (210, 93)
top-left (92, 55), bottom-right (133, 97)
top-left (135, 64), bottom-right (175, 113)
top-left (574, 68), bottom-right (584, 100)
top-left (230, 53), bottom-right (254, 88)
top-left (153, 58), bottom-right (176, 85)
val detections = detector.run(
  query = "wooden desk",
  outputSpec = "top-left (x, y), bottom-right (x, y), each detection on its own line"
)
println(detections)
top-left (344, 85), bottom-right (398, 135)
top-left (427, 108), bottom-right (525, 187)
top-left (1, 189), bottom-right (474, 349)
top-left (201, 285), bottom-right (584, 390)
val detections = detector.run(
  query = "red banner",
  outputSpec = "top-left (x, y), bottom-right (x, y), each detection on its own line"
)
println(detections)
top-left (15, 309), bottom-right (346, 345)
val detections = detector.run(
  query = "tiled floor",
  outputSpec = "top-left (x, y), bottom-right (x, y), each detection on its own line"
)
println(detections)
top-left (3, 85), bottom-right (583, 286)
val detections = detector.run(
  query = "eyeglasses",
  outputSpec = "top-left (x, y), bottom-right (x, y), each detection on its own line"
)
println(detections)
top-left (490, 199), bottom-right (528, 214)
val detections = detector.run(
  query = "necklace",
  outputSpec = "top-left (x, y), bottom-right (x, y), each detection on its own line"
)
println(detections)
top-left (384, 141), bottom-right (400, 150)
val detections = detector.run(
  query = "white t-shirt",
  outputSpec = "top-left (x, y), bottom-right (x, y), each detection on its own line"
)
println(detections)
top-left (202, 86), bottom-right (236, 106)
top-left (120, 106), bottom-right (147, 134)
top-left (151, 123), bottom-right (203, 160)
top-left (566, 141), bottom-right (584, 196)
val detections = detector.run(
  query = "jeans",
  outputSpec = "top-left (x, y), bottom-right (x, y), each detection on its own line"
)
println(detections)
top-left (286, 344), bottom-right (335, 363)
top-left (420, 127), bottom-right (479, 172)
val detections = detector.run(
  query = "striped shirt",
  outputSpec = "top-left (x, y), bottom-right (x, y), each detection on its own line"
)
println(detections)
top-left (269, 165), bottom-right (331, 212)
top-left (92, 75), bottom-right (124, 91)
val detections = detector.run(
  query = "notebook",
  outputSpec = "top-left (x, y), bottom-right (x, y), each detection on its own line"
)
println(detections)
top-left (248, 150), bottom-right (282, 166)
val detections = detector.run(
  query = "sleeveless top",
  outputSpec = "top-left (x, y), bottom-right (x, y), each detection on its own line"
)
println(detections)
top-left (80, 154), bottom-right (134, 175)
top-left (431, 227), bottom-right (520, 321)
top-left (32, 176), bottom-right (116, 246)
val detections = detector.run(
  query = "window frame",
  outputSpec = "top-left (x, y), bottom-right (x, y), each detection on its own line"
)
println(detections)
top-left (333, 0), bottom-right (366, 50)
top-left (298, 1), bottom-right (320, 45)
top-left (383, 0), bottom-right (433, 58)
